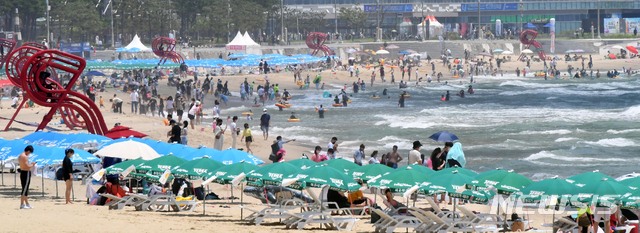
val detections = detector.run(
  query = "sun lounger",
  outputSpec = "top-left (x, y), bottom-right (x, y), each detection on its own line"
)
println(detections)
top-left (371, 208), bottom-right (423, 233)
top-left (100, 193), bottom-right (136, 210)
top-left (553, 217), bottom-right (579, 233)
top-left (241, 203), bottom-right (304, 225)
top-left (425, 196), bottom-right (460, 219)
top-left (284, 211), bottom-right (358, 231)
top-left (313, 186), bottom-right (369, 216)
top-left (420, 209), bottom-right (486, 233)
top-left (458, 206), bottom-right (503, 231)
top-left (135, 194), bottom-right (198, 212)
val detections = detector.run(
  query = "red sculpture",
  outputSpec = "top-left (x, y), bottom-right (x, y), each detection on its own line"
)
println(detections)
top-left (519, 29), bottom-right (545, 61)
top-left (305, 32), bottom-right (334, 56)
top-left (3, 45), bottom-right (109, 135)
top-left (152, 37), bottom-right (184, 65)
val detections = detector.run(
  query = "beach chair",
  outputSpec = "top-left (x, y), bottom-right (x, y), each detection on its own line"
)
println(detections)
top-left (370, 208), bottom-right (423, 233)
top-left (553, 217), bottom-right (579, 233)
top-left (283, 211), bottom-right (358, 231)
top-left (136, 194), bottom-right (197, 212)
top-left (425, 196), bottom-right (459, 219)
top-left (241, 202), bottom-right (305, 226)
top-left (458, 206), bottom-right (503, 228)
top-left (421, 210), bottom-right (481, 233)
top-left (319, 186), bottom-right (369, 216)
top-left (455, 206), bottom-right (501, 232)
top-left (100, 193), bottom-right (135, 210)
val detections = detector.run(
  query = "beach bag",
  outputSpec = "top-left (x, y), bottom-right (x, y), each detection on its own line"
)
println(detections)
top-left (578, 213), bottom-right (591, 227)
top-left (370, 206), bottom-right (383, 223)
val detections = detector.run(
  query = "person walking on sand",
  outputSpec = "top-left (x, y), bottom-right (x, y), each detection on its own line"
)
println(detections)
top-left (260, 109), bottom-right (270, 140)
top-left (241, 123), bottom-right (254, 154)
top-left (230, 116), bottom-right (239, 149)
top-left (19, 145), bottom-right (36, 209)
top-left (213, 118), bottom-right (225, 150)
top-left (62, 148), bottom-right (74, 204)
top-left (130, 89), bottom-right (139, 114)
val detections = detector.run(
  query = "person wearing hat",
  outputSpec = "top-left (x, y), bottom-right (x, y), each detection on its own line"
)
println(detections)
top-left (408, 141), bottom-right (423, 165)
top-left (62, 148), bottom-right (75, 204)
top-left (260, 108), bottom-right (270, 140)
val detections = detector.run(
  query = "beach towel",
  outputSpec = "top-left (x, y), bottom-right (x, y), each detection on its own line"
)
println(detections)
top-left (446, 142), bottom-right (466, 168)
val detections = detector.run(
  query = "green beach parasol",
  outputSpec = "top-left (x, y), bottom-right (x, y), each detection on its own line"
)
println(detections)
top-left (208, 161), bottom-right (258, 184)
top-left (351, 163), bottom-right (394, 182)
top-left (619, 176), bottom-right (640, 189)
top-left (621, 189), bottom-right (640, 208)
top-left (518, 177), bottom-right (577, 203)
top-left (367, 166), bottom-right (430, 193)
top-left (106, 159), bottom-right (145, 175)
top-left (286, 165), bottom-right (361, 192)
top-left (246, 162), bottom-right (300, 186)
top-left (136, 155), bottom-right (187, 175)
top-left (472, 169), bottom-right (532, 195)
top-left (450, 189), bottom-right (494, 204)
top-left (575, 178), bottom-right (632, 206)
top-left (566, 170), bottom-right (614, 187)
top-left (420, 169), bottom-right (476, 195)
top-left (172, 157), bottom-right (225, 180)
top-left (319, 158), bottom-right (360, 172)
top-left (284, 158), bottom-right (316, 170)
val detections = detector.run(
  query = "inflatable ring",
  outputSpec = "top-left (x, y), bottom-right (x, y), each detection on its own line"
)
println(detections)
top-left (347, 99), bottom-right (352, 104)
top-left (241, 112), bottom-right (253, 116)
top-left (371, 96), bottom-right (380, 99)
top-left (287, 118), bottom-right (301, 122)
top-left (332, 103), bottom-right (344, 107)
top-left (453, 75), bottom-right (460, 78)
top-left (275, 103), bottom-right (290, 108)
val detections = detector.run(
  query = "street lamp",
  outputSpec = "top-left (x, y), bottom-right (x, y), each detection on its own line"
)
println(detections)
top-left (45, 0), bottom-right (50, 45)
top-left (478, 0), bottom-right (481, 39)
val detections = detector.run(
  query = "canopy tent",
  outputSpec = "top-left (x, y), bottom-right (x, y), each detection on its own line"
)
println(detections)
top-left (417, 15), bottom-right (444, 39)
top-left (226, 31), bottom-right (261, 55)
top-left (116, 34), bottom-right (152, 53)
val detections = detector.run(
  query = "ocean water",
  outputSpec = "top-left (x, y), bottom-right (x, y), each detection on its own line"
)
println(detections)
top-left (222, 75), bottom-right (640, 180)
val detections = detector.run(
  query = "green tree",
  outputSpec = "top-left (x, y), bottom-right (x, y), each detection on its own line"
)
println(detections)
top-left (339, 5), bottom-right (367, 33)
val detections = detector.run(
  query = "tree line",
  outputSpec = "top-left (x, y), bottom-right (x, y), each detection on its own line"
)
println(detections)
top-left (0, 0), bottom-right (371, 46)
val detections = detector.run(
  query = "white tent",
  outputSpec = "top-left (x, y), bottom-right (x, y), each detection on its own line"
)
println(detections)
top-left (116, 34), bottom-right (152, 52)
top-left (417, 16), bottom-right (444, 39)
top-left (226, 31), bottom-right (261, 55)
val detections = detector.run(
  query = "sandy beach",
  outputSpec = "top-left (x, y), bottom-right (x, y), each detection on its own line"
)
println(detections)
top-left (0, 48), bottom-right (636, 233)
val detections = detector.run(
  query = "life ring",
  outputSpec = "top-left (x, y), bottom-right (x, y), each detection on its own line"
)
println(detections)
top-left (332, 103), bottom-right (343, 107)
top-left (241, 112), bottom-right (253, 116)
top-left (452, 75), bottom-right (460, 78)
top-left (275, 103), bottom-right (290, 108)
top-left (287, 118), bottom-right (301, 122)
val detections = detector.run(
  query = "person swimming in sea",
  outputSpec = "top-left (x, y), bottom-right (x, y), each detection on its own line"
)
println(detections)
top-left (457, 89), bottom-right (465, 98)
top-left (440, 95), bottom-right (446, 101)
top-left (467, 85), bottom-right (474, 94)
top-left (289, 112), bottom-right (297, 119)
top-left (334, 95), bottom-right (340, 104)
top-left (445, 91), bottom-right (450, 101)
top-left (382, 88), bottom-right (388, 96)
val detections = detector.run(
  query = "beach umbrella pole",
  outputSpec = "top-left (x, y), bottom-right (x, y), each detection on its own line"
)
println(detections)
top-left (202, 185), bottom-right (206, 215)
top-left (41, 166), bottom-right (45, 197)
top-left (14, 167), bottom-right (17, 188)
top-left (55, 178), bottom-right (59, 198)
top-left (240, 183), bottom-right (244, 220)
top-left (1, 161), bottom-right (4, 186)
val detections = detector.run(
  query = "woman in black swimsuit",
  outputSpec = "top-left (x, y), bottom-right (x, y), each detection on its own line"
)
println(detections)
top-left (63, 149), bottom-right (74, 204)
